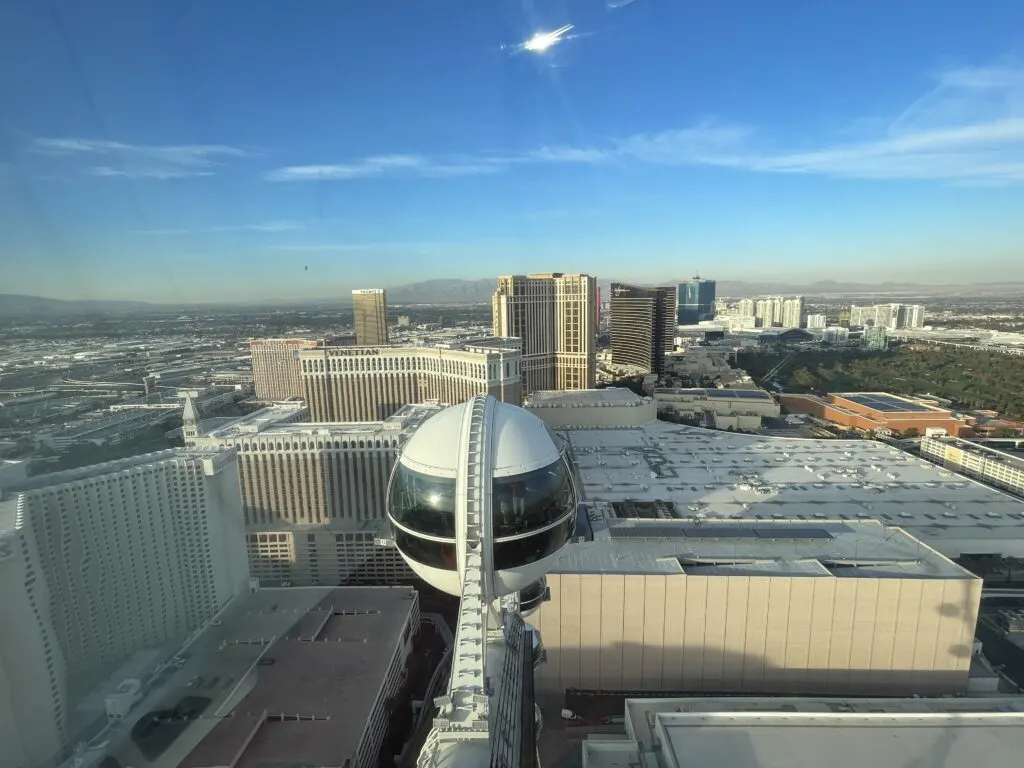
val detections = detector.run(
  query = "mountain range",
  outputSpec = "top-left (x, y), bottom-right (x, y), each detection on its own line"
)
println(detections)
top-left (2, 278), bottom-right (1022, 315)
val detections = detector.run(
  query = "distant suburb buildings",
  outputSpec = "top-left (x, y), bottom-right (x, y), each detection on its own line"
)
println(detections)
top-left (850, 302), bottom-right (926, 329)
top-left (676, 276), bottom-right (716, 325)
top-left (299, 337), bottom-right (522, 422)
top-left (250, 337), bottom-right (319, 401)
top-left (609, 282), bottom-right (676, 373)
top-left (0, 449), bottom-right (249, 768)
top-left (743, 295), bottom-right (805, 328)
top-left (352, 288), bottom-right (390, 346)
top-left (492, 272), bottom-right (597, 392)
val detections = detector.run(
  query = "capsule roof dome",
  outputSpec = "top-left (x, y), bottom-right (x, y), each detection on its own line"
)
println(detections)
top-left (398, 399), bottom-right (562, 479)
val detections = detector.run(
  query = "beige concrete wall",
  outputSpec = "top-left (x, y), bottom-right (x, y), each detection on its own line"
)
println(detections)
top-left (533, 573), bottom-right (981, 696)
top-left (526, 401), bottom-right (657, 429)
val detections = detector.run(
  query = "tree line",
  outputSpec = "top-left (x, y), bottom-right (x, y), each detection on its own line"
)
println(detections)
top-left (738, 345), bottom-right (1024, 421)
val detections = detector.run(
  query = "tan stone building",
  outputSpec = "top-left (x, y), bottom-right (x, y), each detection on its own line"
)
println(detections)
top-left (298, 338), bottom-right (522, 422)
top-left (492, 273), bottom-right (597, 393)
top-left (250, 337), bottom-right (319, 401)
top-left (191, 403), bottom-right (444, 585)
top-left (532, 519), bottom-right (981, 696)
top-left (352, 288), bottom-right (389, 346)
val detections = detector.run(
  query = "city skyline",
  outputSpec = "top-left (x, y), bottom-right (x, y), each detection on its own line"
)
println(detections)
top-left (2, 0), bottom-right (1024, 302)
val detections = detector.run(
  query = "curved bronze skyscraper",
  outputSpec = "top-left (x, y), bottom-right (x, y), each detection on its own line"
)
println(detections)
top-left (609, 282), bottom-right (676, 374)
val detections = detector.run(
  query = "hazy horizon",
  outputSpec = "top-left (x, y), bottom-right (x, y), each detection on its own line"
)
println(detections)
top-left (6, 272), bottom-right (1024, 306)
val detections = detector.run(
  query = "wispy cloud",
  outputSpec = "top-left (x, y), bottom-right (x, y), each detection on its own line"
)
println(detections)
top-left (209, 220), bottom-right (305, 232)
top-left (31, 137), bottom-right (252, 179)
top-left (264, 63), bottom-right (1024, 186)
top-left (135, 220), bottom-right (305, 235)
top-left (133, 228), bottom-right (190, 236)
top-left (266, 154), bottom-right (501, 181)
top-left (270, 242), bottom-right (444, 253)
top-left (270, 238), bottom-right (514, 254)
top-left (602, 66), bottom-right (1024, 183)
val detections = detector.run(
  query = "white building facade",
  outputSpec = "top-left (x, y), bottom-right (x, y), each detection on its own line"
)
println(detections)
top-left (806, 313), bottom-right (827, 329)
top-left (0, 450), bottom-right (249, 768)
top-left (782, 296), bottom-right (805, 328)
top-left (850, 303), bottom-right (926, 330)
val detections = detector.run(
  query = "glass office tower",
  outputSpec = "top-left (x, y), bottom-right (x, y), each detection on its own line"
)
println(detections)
top-left (676, 277), bottom-right (716, 325)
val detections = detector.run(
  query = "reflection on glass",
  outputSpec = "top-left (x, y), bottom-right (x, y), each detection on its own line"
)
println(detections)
top-left (494, 516), bottom-right (574, 570)
top-left (389, 464), bottom-right (456, 536)
top-left (393, 527), bottom-right (457, 571)
top-left (492, 457), bottom-right (575, 538)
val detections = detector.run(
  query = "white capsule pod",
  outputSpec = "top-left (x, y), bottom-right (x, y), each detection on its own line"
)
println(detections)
top-left (387, 396), bottom-right (577, 597)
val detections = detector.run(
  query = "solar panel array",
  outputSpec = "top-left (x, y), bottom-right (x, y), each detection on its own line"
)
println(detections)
top-left (707, 389), bottom-right (772, 400)
top-left (609, 525), bottom-right (838, 540)
top-left (655, 388), bottom-right (772, 401)
top-left (839, 393), bottom-right (938, 413)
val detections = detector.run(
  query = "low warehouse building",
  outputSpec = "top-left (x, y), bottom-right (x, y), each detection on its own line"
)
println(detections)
top-left (780, 391), bottom-right (973, 436)
top-left (532, 519), bottom-right (980, 697)
top-left (654, 388), bottom-right (780, 430)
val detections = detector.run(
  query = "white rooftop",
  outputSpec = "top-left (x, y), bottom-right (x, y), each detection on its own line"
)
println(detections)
top-left (525, 388), bottom-right (650, 408)
top-left (561, 421), bottom-right (1024, 558)
top-left (198, 402), bottom-right (309, 440)
top-left (554, 519), bottom-right (969, 579)
top-left (204, 402), bottom-right (442, 442)
top-left (589, 696), bottom-right (1024, 768)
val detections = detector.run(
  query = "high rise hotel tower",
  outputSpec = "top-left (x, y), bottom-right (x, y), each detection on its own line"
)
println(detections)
top-left (352, 288), bottom-right (389, 346)
top-left (492, 273), bottom-right (597, 393)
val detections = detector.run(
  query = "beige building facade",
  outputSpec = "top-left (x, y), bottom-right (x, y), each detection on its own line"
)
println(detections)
top-left (921, 435), bottom-right (1024, 497)
top-left (209, 404), bottom-right (441, 585)
top-left (493, 273), bottom-right (597, 393)
top-left (0, 450), bottom-right (249, 768)
top-left (299, 338), bottom-right (522, 422)
top-left (246, 524), bottom-right (415, 586)
top-left (250, 338), bottom-right (319, 401)
top-left (532, 522), bottom-right (981, 697)
top-left (352, 288), bottom-right (389, 346)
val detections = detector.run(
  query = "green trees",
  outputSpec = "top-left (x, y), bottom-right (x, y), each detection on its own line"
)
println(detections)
top-left (739, 346), bottom-right (1024, 420)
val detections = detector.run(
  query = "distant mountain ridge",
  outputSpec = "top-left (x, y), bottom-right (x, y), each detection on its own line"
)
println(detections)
top-left (0, 294), bottom-right (157, 315)
top-left (3, 277), bottom-right (1022, 314)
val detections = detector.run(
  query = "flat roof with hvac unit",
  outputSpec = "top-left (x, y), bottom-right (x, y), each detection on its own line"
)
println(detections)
top-left (654, 388), bottom-right (773, 400)
top-left (84, 587), bottom-right (419, 768)
top-left (560, 420), bottom-right (1024, 558)
top-left (554, 519), bottom-right (972, 580)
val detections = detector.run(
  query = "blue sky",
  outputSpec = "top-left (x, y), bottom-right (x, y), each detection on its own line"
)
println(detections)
top-left (2, 0), bottom-right (1024, 302)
